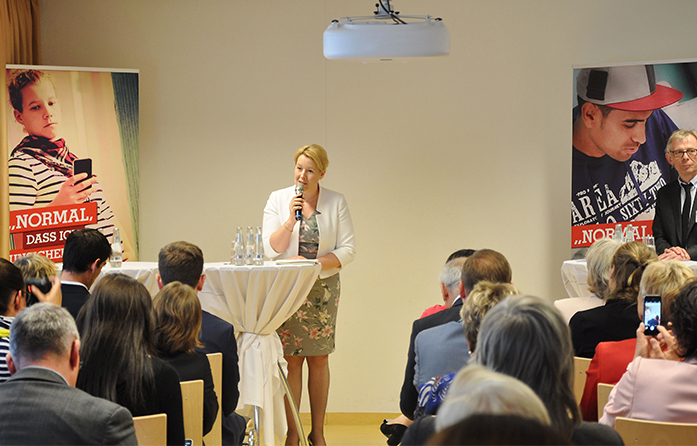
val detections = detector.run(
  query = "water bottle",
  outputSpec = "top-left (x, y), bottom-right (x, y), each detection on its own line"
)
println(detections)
top-left (612, 224), bottom-right (623, 242)
top-left (110, 228), bottom-right (122, 267)
top-left (254, 226), bottom-right (264, 265)
top-left (245, 227), bottom-right (255, 265)
top-left (233, 227), bottom-right (245, 266)
top-left (625, 224), bottom-right (635, 242)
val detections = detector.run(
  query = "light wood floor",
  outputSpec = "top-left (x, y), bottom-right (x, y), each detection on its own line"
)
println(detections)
top-left (291, 413), bottom-right (397, 446)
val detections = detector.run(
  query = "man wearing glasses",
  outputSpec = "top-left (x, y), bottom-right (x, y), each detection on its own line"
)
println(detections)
top-left (572, 65), bottom-right (682, 228)
top-left (653, 130), bottom-right (697, 260)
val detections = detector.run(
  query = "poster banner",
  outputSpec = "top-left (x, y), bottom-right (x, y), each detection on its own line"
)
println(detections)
top-left (572, 60), bottom-right (697, 251)
top-left (6, 65), bottom-right (138, 261)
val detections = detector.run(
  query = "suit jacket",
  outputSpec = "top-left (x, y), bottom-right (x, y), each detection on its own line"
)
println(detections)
top-left (400, 299), bottom-right (463, 419)
top-left (569, 299), bottom-right (640, 358)
top-left (653, 179), bottom-right (697, 259)
top-left (262, 185), bottom-right (356, 279)
top-left (414, 321), bottom-right (470, 387)
top-left (579, 338), bottom-right (636, 421)
top-left (0, 367), bottom-right (136, 445)
top-left (600, 357), bottom-right (697, 427)
top-left (194, 310), bottom-right (246, 445)
top-left (61, 282), bottom-right (90, 319)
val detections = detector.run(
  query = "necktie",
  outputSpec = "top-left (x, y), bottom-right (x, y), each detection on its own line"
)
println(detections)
top-left (682, 182), bottom-right (693, 245)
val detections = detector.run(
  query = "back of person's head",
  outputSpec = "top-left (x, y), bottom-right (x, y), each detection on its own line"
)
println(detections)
top-left (472, 295), bottom-right (579, 438)
top-left (14, 254), bottom-right (58, 306)
top-left (62, 229), bottom-right (111, 273)
top-left (9, 303), bottom-right (78, 368)
top-left (76, 274), bottom-right (154, 408)
top-left (0, 258), bottom-right (24, 316)
top-left (153, 282), bottom-right (203, 355)
top-left (669, 279), bottom-right (697, 361)
top-left (461, 249), bottom-right (512, 295)
top-left (436, 365), bottom-right (550, 432)
top-left (158, 241), bottom-right (204, 288)
top-left (427, 414), bottom-right (570, 446)
top-left (639, 260), bottom-right (694, 321)
top-left (608, 241), bottom-right (657, 302)
top-left (440, 258), bottom-right (467, 297)
top-left (461, 281), bottom-right (520, 352)
top-left (446, 249), bottom-right (476, 263)
top-left (585, 238), bottom-right (622, 299)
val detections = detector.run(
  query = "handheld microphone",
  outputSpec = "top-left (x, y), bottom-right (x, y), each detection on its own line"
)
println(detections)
top-left (294, 183), bottom-right (304, 221)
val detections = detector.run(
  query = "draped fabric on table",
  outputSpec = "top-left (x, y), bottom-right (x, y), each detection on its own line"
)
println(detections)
top-left (198, 262), bottom-right (321, 446)
top-left (1, 0), bottom-right (41, 258)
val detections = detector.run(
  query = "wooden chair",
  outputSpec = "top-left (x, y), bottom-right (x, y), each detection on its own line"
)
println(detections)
top-left (133, 413), bottom-right (167, 446)
top-left (597, 383), bottom-right (615, 418)
top-left (573, 356), bottom-right (592, 404)
top-left (615, 416), bottom-right (697, 445)
top-left (181, 379), bottom-right (204, 446)
top-left (203, 353), bottom-right (223, 446)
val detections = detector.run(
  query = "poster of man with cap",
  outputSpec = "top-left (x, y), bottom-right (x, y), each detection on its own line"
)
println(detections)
top-left (571, 62), bottom-right (697, 250)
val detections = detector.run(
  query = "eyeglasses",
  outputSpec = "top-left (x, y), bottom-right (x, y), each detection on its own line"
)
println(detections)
top-left (670, 149), bottom-right (697, 159)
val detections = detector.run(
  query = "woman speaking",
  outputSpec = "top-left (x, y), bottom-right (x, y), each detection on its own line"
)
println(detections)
top-left (263, 144), bottom-right (356, 446)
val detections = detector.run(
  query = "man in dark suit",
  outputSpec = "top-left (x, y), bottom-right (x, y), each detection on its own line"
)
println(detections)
top-left (399, 249), bottom-right (513, 420)
top-left (653, 129), bottom-right (697, 260)
top-left (0, 303), bottom-right (136, 445)
top-left (59, 228), bottom-right (111, 319)
top-left (157, 241), bottom-right (246, 446)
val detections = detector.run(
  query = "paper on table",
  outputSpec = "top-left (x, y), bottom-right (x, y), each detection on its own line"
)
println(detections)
top-left (275, 259), bottom-right (318, 265)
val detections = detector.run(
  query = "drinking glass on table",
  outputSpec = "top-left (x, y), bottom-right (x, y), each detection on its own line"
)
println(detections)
top-left (643, 235), bottom-right (656, 253)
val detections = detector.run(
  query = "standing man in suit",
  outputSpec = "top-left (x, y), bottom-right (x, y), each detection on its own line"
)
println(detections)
top-left (399, 249), bottom-right (512, 420)
top-left (59, 228), bottom-right (111, 319)
top-left (0, 303), bottom-right (136, 445)
top-left (653, 129), bottom-right (697, 260)
top-left (157, 241), bottom-right (246, 446)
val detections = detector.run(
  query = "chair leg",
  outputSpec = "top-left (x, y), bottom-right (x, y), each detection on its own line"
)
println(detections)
top-left (278, 361), bottom-right (308, 446)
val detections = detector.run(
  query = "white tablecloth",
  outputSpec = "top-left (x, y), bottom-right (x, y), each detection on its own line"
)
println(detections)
top-left (97, 262), bottom-right (160, 295)
top-left (198, 261), bottom-right (321, 446)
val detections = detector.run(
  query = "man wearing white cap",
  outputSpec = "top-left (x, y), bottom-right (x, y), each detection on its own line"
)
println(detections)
top-left (572, 65), bottom-right (682, 228)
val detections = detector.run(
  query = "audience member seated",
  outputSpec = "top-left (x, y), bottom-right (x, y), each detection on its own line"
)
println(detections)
top-left (555, 238), bottom-right (621, 323)
top-left (14, 253), bottom-right (58, 306)
top-left (158, 241), bottom-right (245, 445)
top-left (402, 364), bottom-right (549, 445)
top-left (76, 274), bottom-right (186, 446)
top-left (426, 414), bottom-right (570, 446)
top-left (414, 281), bottom-right (519, 418)
top-left (419, 249), bottom-right (476, 318)
top-left (569, 241), bottom-right (657, 358)
top-left (474, 295), bottom-right (623, 445)
top-left (580, 260), bottom-right (694, 421)
top-left (59, 228), bottom-right (111, 319)
top-left (154, 281), bottom-right (219, 436)
top-left (600, 278), bottom-right (697, 427)
top-left (0, 303), bottom-right (136, 445)
top-left (0, 258), bottom-right (61, 382)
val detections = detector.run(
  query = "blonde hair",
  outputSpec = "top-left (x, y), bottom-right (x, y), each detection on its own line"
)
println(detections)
top-left (294, 144), bottom-right (329, 172)
top-left (13, 253), bottom-right (58, 279)
top-left (608, 241), bottom-right (658, 303)
top-left (461, 281), bottom-right (520, 352)
top-left (585, 238), bottom-right (622, 299)
top-left (639, 260), bottom-right (694, 320)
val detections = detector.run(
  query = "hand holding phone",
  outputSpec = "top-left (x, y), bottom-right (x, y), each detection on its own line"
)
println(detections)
top-left (643, 295), bottom-right (662, 336)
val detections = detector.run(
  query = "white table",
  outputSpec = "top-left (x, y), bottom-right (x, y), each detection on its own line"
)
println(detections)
top-left (198, 261), bottom-right (321, 446)
top-left (97, 261), bottom-right (160, 295)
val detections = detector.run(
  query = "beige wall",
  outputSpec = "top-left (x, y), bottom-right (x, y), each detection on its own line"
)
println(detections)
top-left (39, 0), bottom-right (697, 413)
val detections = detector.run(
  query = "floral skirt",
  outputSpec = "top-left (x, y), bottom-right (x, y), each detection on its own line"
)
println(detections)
top-left (277, 274), bottom-right (340, 356)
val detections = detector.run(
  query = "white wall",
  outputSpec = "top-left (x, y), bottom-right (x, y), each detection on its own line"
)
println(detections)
top-left (39, 0), bottom-right (697, 413)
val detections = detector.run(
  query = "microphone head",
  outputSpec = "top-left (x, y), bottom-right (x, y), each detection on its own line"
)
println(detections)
top-left (295, 183), bottom-right (304, 195)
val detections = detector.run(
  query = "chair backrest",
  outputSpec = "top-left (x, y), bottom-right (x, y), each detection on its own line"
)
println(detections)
top-left (203, 353), bottom-right (223, 446)
top-left (133, 413), bottom-right (167, 446)
top-left (615, 417), bottom-right (697, 445)
top-left (597, 383), bottom-right (615, 418)
top-left (181, 379), bottom-right (204, 446)
top-left (573, 356), bottom-right (592, 404)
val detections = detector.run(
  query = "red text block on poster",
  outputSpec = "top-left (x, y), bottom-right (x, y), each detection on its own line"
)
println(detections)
top-left (572, 220), bottom-right (652, 249)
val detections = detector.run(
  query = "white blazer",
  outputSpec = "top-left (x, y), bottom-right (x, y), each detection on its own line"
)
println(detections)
top-left (262, 185), bottom-right (356, 279)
